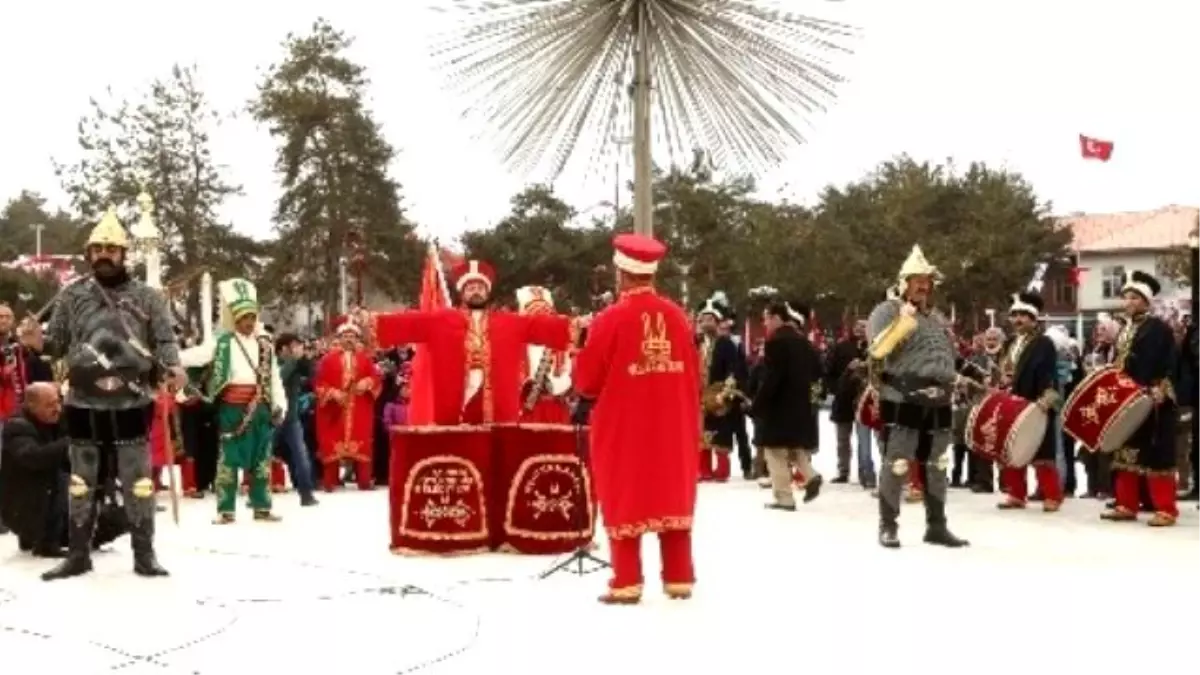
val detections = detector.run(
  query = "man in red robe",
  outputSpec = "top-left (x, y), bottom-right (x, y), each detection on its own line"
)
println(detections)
top-left (361, 260), bottom-right (577, 425)
top-left (573, 233), bottom-right (701, 605)
top-left (516, 285), bottom-right (573, 424)
top-left (314, 322), bottom-right (382, 491)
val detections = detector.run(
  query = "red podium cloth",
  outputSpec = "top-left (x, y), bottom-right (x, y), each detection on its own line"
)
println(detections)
top-left (492, 423), bottom-right (594, 555)
top-left (389, 425), bottom-right (493, 556)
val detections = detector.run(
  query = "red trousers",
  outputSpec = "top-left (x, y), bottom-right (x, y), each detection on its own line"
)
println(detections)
top-left (241, 459), bottom-right (288, 492)
top-left (1000, 464), bottom-right (1063, 503)
top-left (181, 458), bottom-right (199, 496)
top-left (608, 530), bottom-right (695, 592)
top-left (698, 449), bottom-right (731, 482)
top-left (1113, 470), bottom-right (1177, 518)
top-left (322, 460), bottom-right (373, 491)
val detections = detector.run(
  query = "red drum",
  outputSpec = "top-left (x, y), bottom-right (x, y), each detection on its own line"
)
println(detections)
top-left (491, 423), bottom-right (595, 555)
top-left (856, 387), bottom-right (882, 431)
top-left (389, 425), bottom-right (493, 556)
top-left (965, 390), bottom-right (1048, 467)
top-left (1062, 367), bottom-right (1152, 453)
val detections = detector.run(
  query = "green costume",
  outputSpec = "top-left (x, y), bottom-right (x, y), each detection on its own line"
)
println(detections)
top-left (180, 278), bottom-right (286, 521)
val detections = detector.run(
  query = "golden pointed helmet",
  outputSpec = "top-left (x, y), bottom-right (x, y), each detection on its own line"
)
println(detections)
top-left (86, 206), bottom-right (130, 249)
top-left (896, 244), bottom-right (942, 284)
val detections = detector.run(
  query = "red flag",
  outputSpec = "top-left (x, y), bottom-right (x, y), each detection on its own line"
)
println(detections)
top-left (1079, 134), bottom-right (1114, 161)
top-left (406, 244), bottom-right (450, 426)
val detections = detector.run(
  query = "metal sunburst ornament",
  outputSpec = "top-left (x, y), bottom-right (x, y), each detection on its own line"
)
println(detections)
top-left (428, 0), bottom-right (857, 235)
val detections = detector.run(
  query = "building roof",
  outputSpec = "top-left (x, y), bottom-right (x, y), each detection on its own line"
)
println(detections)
top-left (1059, 205), bottom-right (1199, 253)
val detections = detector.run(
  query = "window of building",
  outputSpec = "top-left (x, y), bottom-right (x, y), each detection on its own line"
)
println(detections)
top-left (1050, 278), bottom-right (1076, 308)
top-left (1100, 265), bottom-right (1125, 299)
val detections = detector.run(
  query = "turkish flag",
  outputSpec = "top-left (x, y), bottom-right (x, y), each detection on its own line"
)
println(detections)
top-left (406, 244), bottom-right (450, 426)
top-left (1079, 134), bottom-right (1114, 161)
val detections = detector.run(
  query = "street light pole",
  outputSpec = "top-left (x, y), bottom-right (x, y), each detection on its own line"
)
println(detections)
top-left (29, 223), bottom-right (45, 258)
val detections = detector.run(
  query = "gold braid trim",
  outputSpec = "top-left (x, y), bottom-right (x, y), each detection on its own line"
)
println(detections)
top-left (606, 516), bottom-right (692, 540)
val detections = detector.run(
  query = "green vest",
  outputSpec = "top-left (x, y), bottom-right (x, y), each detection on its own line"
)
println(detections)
top-left (205, 331), bottom-right (276, 407)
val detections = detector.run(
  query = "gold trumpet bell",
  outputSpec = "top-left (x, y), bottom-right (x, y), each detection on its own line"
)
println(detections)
top-left (702, 382), bottom-right (729, 416)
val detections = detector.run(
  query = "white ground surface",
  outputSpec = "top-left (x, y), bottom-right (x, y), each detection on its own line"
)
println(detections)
top-left (1, 413), bottom-right (1196, 675)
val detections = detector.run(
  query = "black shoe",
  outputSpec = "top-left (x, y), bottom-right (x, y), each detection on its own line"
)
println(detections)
top-left (133, 551), bottom-right (170, 577)
top-left (969, 484), bottom-right (995, 494)
top-left (803, 474), bottom-right (823, 503)
top-left (0, 520), bottom-right (9, 535)
top-left (1180, 488), bottom-right (1199, 502)
top-left (765, 502), bottom-right (797, 512)
top-left (878, 492), bottom-right (900, 548)
top-left (32, 545), bottom-right (67, 559)
top-left (922, 495), bottom-right (969, 547)
top-left (923, 526), bottom-right (969, 547)
top-left (830, 475), bottom-right (849, 485)
top-left (300, 494), bottom-right (320, 507)
top-left (41, 555), bottom-right (94, 581)
top-left (878, 526), bottom-right (900, 548)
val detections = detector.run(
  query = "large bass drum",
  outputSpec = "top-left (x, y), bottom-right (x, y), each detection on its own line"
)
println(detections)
top-left (1062, 367), bottom-right (1152, 453)
top-left (965, 390), bottom-right (1048, 467)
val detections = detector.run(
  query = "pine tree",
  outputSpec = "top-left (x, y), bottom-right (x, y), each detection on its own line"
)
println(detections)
top-left (251, 18), bottom-right (422, 319)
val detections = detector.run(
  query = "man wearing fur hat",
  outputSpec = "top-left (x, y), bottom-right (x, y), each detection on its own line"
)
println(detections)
top-left (696, 292), bottom-right (745, 482)
top-left (1101, 270), bottom-right (1180, 526)
top-left (41, 207), bottom-right (184, 580)
top-left (180, 279), bottom-right (288, 523)
top-left (866, 245), bottom-right (968, 549)
top-left (995, 292), bottom-right (1065, 511)
top-left (359, 259), bottom-right (579, 425)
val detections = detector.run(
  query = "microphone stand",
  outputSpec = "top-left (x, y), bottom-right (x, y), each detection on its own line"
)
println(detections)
top-left (540, 276), bottom-right (612, 579)
top-left (538, 418), bottom-right (609, 578)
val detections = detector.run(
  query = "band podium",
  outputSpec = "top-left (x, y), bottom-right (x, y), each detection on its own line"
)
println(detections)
top-left (389, 423), bottom-right (595, 556)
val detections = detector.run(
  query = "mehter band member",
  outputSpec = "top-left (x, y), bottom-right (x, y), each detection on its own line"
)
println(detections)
top-left (360, 260), bottom-right (578, 425)
top-left (996, 292), bottom-right (1064, 511)
top-left (752, 299), bottom-right (823, 510)
top-left (573, 233), bottom-right (701, 605)
top-left (181, 279), bottom-right (288, 523)
top-left (696, 293), bottom-right (744, 482)
top-left (42, 207), bottom-right (183, 580)
top-left (516, 285), bottom-right (573, 424)
top-left (313, 321), bottom-right (381, 491)
top-left (1102, 270), bottom-right (1180, 526)
top-left (866, 245), bottom-right (968, 549)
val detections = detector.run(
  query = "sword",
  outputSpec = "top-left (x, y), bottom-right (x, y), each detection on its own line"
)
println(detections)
top-left (158, 395), bottom-right (181, 526)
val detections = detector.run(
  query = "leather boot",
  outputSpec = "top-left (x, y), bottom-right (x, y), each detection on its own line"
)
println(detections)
top-left (878, 495), bottom-right (901, 549)
top-left (131, 523), bottom-right (169, 577)
top-left (42, 509), bottom-right (96, 581)
top-left (922, 495), bottom-right (969, 548)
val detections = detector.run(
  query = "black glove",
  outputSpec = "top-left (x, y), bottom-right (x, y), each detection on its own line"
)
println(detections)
top-left (571, 398), bottom-right (594, 426)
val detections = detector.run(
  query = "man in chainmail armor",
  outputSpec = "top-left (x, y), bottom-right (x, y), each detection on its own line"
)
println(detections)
top-left (866, 245), bottom-right (969, 549)
top-left (41, 207), bottom-right (184, 580)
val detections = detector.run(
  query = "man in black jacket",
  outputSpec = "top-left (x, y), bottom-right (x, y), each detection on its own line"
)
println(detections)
top-left (825, 320), bottom-right (870, 486)
top-left (751, 300), bottom-right (823, 510)
top-left (0, 382), bottom-right (70, 557)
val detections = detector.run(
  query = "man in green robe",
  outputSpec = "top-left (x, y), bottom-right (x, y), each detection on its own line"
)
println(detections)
top-left (180, 278), bottom-right (286, 523)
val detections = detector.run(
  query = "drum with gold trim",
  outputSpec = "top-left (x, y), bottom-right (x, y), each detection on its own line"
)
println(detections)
top-left (856, 386), bottom-right (882, 431)
top-left (1062, 366), bottom-right (1152, 453)
top-left (389, 425), bottom-right (493, 556)
top-left (492, 423), bottom-right (594, 555)
top-left (965, 390), bottom-right (1048, 467)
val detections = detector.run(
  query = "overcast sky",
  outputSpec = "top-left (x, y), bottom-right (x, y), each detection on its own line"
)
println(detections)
top-left (1, 0), bottom-right (1196, 246)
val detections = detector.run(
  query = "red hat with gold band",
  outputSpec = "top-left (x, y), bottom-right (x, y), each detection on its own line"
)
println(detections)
top-left (452, 259), bottom-right (495, 293)
top-left (612, 233), bottom-right (667, 275)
